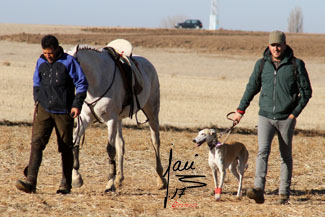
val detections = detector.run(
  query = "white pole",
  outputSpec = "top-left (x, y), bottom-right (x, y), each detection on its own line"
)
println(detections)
top-left (209, 0), bottom-right (219, 30)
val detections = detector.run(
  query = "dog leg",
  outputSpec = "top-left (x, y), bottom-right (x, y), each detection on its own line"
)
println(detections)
top-left (211, 167), bottom-right (220, 200)
top-left (236, 155), bottom-right (249, 200)
top-left (236, 173), bottom-right (244, 199)
top-left (229, 161), bottom-right (243, 199)
top-left (230, 161), bottom-right (240, 180)
top-left (215, 169), bottom-right (226, 201)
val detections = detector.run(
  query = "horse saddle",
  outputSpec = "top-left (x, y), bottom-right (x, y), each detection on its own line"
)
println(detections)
top-left (104, 39), bottom-right (144, 117)
top-left (105, 39), bottom-right (143, 95)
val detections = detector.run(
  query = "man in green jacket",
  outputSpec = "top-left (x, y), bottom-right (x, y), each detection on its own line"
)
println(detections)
top-left (233, 30), bottom-right (312, 204)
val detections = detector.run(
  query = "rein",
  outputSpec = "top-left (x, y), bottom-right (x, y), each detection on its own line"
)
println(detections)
top-left (84, 60), bottom-right (117, 124)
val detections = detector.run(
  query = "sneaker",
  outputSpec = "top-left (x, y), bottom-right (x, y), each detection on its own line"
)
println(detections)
top-left (15, 180), bottom-right (36, 193)
top-left (278, 194), bottom-right (289, 204)
top-left (56, 186), bottom-right (71, 194)
top-left (247, 188), bottom-right (265, 204)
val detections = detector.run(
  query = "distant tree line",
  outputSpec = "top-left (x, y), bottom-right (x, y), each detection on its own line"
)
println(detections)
top-left (288, 7), bottom-right (303, 33)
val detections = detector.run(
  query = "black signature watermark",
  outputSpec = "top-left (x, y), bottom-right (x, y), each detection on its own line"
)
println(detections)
top-left (163, 145), bottom-right (207, 208)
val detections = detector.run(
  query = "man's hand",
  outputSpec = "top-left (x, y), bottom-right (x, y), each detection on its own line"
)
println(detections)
top-left (70, 107), bottom-right (80, 119)
top-left (233, 112), bottom-right (243, 125)
top-left (288, 114), bottom-right (296, 119)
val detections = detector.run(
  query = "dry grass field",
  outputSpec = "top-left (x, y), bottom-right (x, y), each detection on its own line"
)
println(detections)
top-left (0, 23), bottom-right (324, 216)
top-left (2, 126), bottom-right (325, 216)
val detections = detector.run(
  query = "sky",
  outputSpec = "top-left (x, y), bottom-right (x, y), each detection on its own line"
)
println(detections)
top-left (0, 0), bottom-right (324, 34)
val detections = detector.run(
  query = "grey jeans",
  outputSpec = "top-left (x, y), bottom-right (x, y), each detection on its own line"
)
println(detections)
top-left (254, 115), bottom-right (296, 195)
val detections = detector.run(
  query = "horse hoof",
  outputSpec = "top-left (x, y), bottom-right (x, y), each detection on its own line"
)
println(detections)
top-left (104, 186), bottom-right (116, 193)
top-left (158, 182), bottom-right (167, 190)
top-left (72, 170), bottom-right (84, 188)
top-left (114, 176), bottom-right (124, 188)
top-left (105, 180), bottom-right (116, 192)
top-left (72, 177), bottom-right (83, 188)
top-left (157, 177), bottom-right (167, 190)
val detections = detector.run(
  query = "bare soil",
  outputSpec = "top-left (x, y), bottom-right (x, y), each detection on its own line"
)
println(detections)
top-left (1, 27), bottom-right (325, 59)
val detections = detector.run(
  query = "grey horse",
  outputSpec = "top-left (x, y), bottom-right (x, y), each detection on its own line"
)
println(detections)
top-left (68, 44), bottom-right (167, 192)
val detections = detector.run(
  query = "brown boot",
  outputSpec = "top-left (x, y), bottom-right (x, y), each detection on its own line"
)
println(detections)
top-left (247, 188), bottom-right (265, 204)
top-left (58, 149), bottom-right (73, 194)
top-left (15, 180), bottom-right (36, 193)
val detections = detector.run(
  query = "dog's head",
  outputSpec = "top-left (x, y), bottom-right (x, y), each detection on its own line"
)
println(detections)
top-left (192, 128), bottom-right (217, 147)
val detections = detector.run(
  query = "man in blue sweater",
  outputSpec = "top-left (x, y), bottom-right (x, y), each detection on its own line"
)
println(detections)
top-left (16, 35), bottom-right (88, 194)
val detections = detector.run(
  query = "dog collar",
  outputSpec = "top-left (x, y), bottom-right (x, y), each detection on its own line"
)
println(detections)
top-left (209, 140), bottom-right (223, 149)
top-left (215, 142), bottom-right (223, 148)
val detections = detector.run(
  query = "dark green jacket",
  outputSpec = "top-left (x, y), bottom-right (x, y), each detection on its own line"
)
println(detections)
top-left (237, 46), bottom-right (312, 120)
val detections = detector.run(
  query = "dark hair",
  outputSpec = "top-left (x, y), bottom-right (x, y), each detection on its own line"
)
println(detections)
top-left (41, 35), bottom-right (59, 49)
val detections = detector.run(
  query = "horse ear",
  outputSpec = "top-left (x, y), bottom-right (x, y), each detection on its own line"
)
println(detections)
top-left (210, 129), bottom-right (216, 136)
top-left (67, 44), bottom-right (79, 57)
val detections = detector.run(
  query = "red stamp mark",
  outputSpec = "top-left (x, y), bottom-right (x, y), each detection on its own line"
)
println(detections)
top-left (171, 200), bottom-right (198, 208)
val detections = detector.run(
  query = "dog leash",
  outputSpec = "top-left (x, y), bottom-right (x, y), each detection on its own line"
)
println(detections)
top-left (218, 112), bottom-right (237, 144)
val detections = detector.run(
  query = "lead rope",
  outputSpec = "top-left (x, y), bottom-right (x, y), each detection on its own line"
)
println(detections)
top-left (218, 112), bottom-right (237, 145)
top-left (73, 115), bottom-right (85, 150)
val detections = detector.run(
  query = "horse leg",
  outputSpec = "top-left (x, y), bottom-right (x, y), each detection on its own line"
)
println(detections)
top-left (105, 118), bottom-right (118, 192)
top-left (114, 120), bottom-right (125, 188)
top-left (149, 118), bottom-right (167, 189)
top-left (143, 104), bottom-right (167, 190)
top-left (72, 145), bottom-right (83, 188)
top-left (72, 108), bottom-right (93, 188)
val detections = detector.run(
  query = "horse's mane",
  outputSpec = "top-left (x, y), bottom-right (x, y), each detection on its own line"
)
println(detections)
top-left (78, 45), bottom-right (102, 53)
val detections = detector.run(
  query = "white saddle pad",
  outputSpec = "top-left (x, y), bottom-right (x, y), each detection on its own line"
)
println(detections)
top-left (106, 39), bottom-right (133, 57)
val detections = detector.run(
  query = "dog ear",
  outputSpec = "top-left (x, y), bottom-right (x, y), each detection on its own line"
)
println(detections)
top-left (210, 129), bottom-right (216, 136)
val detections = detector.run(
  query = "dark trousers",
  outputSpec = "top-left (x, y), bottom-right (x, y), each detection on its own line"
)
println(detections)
top-left (27, 104), bottom-right (74, 189)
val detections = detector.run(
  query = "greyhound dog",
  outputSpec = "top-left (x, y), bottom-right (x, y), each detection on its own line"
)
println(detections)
top-left (193, 128), bottom-right (249, 201)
